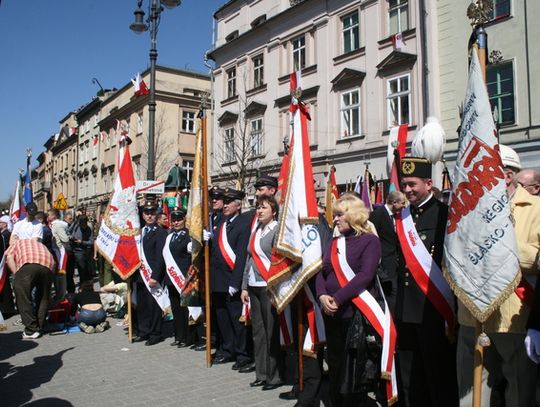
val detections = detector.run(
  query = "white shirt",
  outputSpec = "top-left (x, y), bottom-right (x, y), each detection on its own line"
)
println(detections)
top-left (12, 218), bottom-right (43, 240)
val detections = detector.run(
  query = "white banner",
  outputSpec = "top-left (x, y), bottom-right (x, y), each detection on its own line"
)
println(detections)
top-left (444, 48), bottom-right (520, 323)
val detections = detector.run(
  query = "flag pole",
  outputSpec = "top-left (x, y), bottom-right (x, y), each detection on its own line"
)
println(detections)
top-left (200, 107), bottom-right (212, 368)
top-left (471, 18), bottom-right (488, 407)
top-left (297, 295), bottom-right (304, 392)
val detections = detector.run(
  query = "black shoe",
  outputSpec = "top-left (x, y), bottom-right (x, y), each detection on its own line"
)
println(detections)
top-left (194, 344), bottom-right (207, 351)
top-left (177, 342), bottom-right (189, 348)
top-left (213, 355), bottom-right (234, 364)
top-left (132, 336), bottom-right (147, 343)
top-left (145, 337), bottom-right (163, 346)
top-left (279, 389), bottom-right (298, 400)
top-left (170, 340), bottom-right (181, 347)
top-left (249, 379), bottom-right (265, 387)
top-left (231, 360), bottom-right (252, 370)
top-left (238, 364), bottom-right (256, 373)
top-left (262, 383), bottom-right (282, 391)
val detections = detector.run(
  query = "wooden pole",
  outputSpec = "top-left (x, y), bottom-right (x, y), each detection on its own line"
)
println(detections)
top-left (297, 294), bottom-right (304, 392)
top-left (201, 111), bottom-right (212, 368)
top-left (127, 280), bottom-right (133, 343)
top-left (471, 29), bottom-right (487, 407)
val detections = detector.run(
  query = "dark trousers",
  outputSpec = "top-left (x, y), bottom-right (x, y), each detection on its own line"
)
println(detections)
top-left (249, 286), bottom-right (282, 385)
top-left (13, 264), bottom-right (52, 334)
top-left (168, 286), bottom-right (190, 344)
top-left (73, 250), bottom-right (93, 284)
top-left (66, 253), bottom-right (76, 293)
top-left (396, 320), bottom-right (458, 407)
top-left (136, 282), bottom-right (163, 340)
top-left (212, 292), bottom-right (249, 362)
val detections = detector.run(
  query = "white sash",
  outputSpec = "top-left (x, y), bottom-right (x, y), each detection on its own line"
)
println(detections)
top-left (162, 234), bottom-right (186, 295)
top-left (139, 242), bottom-right (170, 311)
top-left (302, 285), bottom-right (326, 355)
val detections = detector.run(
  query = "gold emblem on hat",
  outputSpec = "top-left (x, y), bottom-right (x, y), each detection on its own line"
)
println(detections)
top-left (402, 161), bottom-right (415, 175)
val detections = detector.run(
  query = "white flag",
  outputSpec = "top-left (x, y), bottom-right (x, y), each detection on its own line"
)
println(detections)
top-left (444, 48), bottom-right (520, 323)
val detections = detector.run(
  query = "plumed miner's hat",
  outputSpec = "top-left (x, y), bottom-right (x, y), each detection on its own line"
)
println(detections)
top-left (400, 157), bottom-right (432, 179)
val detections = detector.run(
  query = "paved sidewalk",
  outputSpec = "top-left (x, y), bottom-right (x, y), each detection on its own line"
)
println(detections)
top-left (0, 314), bottom-right (297, 407)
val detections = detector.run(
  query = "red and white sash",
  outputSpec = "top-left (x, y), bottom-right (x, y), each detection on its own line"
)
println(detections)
top-left (240, 301), bottom-right (251, 325)
top-left (249, 227), bottom-right (272, 282)
top-left (163, 234), bottom-right (186, 294)
top-left (139, 243), bottom-right (170, 311)
top-left (302, 285), bottom-right (326, 355)
top-left (218, 222), bottom-right (236, 270)
top-left (55, 246), bottom-right (68, 275)
top-left (395, 206), bottom-right (455, 329)
top-left (331, 236), bottom-right (398, 405)
top-left (0, 255), bottom-right (6, 293)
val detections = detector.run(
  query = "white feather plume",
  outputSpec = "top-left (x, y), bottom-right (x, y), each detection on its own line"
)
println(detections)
top-left (411, 116), bottom-right (446, 163)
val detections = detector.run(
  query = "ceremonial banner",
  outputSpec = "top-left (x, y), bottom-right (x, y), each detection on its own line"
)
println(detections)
top-left (9, 180), bottom-right (22, 222)
top-left (96, 132), bottom-right (141, 280)
top-left (444, 48), bottom-right (520, 322)
top-left (267, 72), bottom-right (322, 313)
top-left (325, 166), bottom-right (339, 225)
top-left (184, 109), bottom-right (205, 307)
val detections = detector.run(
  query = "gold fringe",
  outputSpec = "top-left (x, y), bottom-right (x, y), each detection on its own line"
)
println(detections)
top-left (388, 395), bottom-right (398, 406)
top-left (443, 267), bottom-right (522, 323)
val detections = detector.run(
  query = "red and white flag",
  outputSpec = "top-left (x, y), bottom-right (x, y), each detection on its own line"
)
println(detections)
top-left (69, 127), bottom-right (78, 137)
top-left (267, 71), bottom-right (322, 313)
top-left (96, 130), bottom-right (141, 280)
top-left (444, 48), bottom-right (520, 322)
top-left (9, 179), bottom-right (22, 222)
top-left (131, 72), bottom-right (149, 97)
top-left (392, 32), bottom-right (405, 50)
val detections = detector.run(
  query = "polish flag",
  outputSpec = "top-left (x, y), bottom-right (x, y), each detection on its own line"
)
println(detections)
top-left (131, 72), bottom-right (149, 97)
top-left (9, 180), bottom-right (22, 222)
top-left (392, 32), bottom-right (405, 50)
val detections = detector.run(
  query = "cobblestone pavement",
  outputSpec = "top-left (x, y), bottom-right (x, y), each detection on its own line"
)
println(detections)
top-left (0, 314), bottom-right (298, 407)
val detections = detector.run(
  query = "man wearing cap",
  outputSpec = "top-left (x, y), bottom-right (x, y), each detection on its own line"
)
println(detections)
top-left (458, 145), bottom-right (540, 406)
top-left (163, 206), bottom-right (192, 347)
top-left (10, 202), bottom-right (43, 244)
top-left (210, 188), bottom-right (252, 368)
top-left (133, 199), bottom-right (169, 346)
top-left (209, 187), bottom-right (225, 236)
top-left (396, 157), bottom-right (458, 407)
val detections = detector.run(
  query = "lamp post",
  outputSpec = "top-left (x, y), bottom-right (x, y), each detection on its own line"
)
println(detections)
top-left (130, 0), bottom-right (181, 181)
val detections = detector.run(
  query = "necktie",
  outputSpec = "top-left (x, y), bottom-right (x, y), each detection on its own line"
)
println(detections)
top-left (143, 226), bottom-right (150, 237)
top-left (173, 231), bottom-right (179, 241)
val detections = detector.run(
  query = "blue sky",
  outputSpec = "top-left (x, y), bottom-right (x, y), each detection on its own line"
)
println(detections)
top-left (0, 0), bottom-right (224, 202)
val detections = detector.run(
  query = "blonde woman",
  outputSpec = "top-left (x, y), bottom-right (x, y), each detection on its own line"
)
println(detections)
top-left (316, 194), bottom-right (383, 406)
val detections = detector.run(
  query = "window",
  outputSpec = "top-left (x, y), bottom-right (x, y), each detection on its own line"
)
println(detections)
top-left (292, 35), bottom-right (306, 70)
top-left (182, 160), bottom-right (194, 183)
top-left (94, 114), bottom-right (99, 128)
top-left (134, 160), bottom-right (141, 180)
top-left (389, 0), bottom-right (408, 35)
top-left (342, 12), bottom-right (359, 54)
top-left (92, 136), bottom-right (98, 158)
top-left (79, 144), bottom-right (84, 165)
top-left (488, 0), bottom-right (510, 20)
top-left (487, 62), bottom-right (515, 125)
top-left (182, 111), bottom-right (196, 133)
top-left (227, 67), bottom-right (237, 98)
top-left (253, 55), bottom-right (264, 88)
top-left (250, 118), bottom-right (263, 156)
top-left (137, 112), bottom-right (143, 134)
top-left (387, 74), bottom-right (411, 127)
top-left (92, 175), bottom-right (97, 196)
top-left (341, 89), bottom-right (361, 138)
top-left (85, 121), bottom-right (90, 133)
top-left (224, 128), bottom-right (235, 163)
top-left (84, 141), bottom-right (90, 162)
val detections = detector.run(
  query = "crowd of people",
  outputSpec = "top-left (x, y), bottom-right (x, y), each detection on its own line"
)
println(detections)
top-left (0, 144), bottom-right (539, 407)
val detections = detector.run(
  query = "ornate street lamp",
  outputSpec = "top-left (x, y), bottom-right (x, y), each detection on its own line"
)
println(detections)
top-left (130, 0), bottom-right (181, 180)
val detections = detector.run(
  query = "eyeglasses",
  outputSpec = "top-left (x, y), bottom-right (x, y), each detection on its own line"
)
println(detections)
top-left (518, 181), bottom-right (539, 190)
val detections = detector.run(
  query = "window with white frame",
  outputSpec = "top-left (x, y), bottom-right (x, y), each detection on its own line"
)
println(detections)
top-left (388, 0), bottom-right (408, 35)
top-left (250, 118), bottom-right (263, 156)
top-left (387, 74), bottom-right (411, 127)
top-left (79, 180), bottom-right (84, 199)
top-left (84, 177), bottom-right (89, 198)
top-left (227, 67), bottom-right (237, 98)
top-left (182, 160), bottom-right (194, 183)
top-left (292, 35), bottom-right (306, 71)
top-left (92, 175), bottom-right (97, 196)
top-left (224, 128), bottom-right (235, 163)
top-left (92, 136), bottom-right (98, 158)
top-left (487, 61), bottom-right (515, 125)
top-left (488, 0), bottom-right (510, 20)
top-left (341, 89), bottom-right (361, 138)
top-left (182, 111), bottom-right (196, 133)
top-left (85, 121), bottom-right (90, 133)
top-left (253, 55), bottom-right (264, 88)
top-left (137, 112), bottom-right (143, 134)
top-left (342, 12), bottom-right (359, 54)
top-left (85, 141), bottom-right (90, 162)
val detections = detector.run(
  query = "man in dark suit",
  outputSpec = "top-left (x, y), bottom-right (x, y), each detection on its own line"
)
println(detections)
top-left (369, 190), bottom-right (406, 313)
top-left (210, 188), bottom-right (251, 369)
top-left (209, 186), bottom-right (225, 236)
top-left (133, 199), bottom-right (168, 346)
top-left (395, 157), bottom-right (458, 407)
